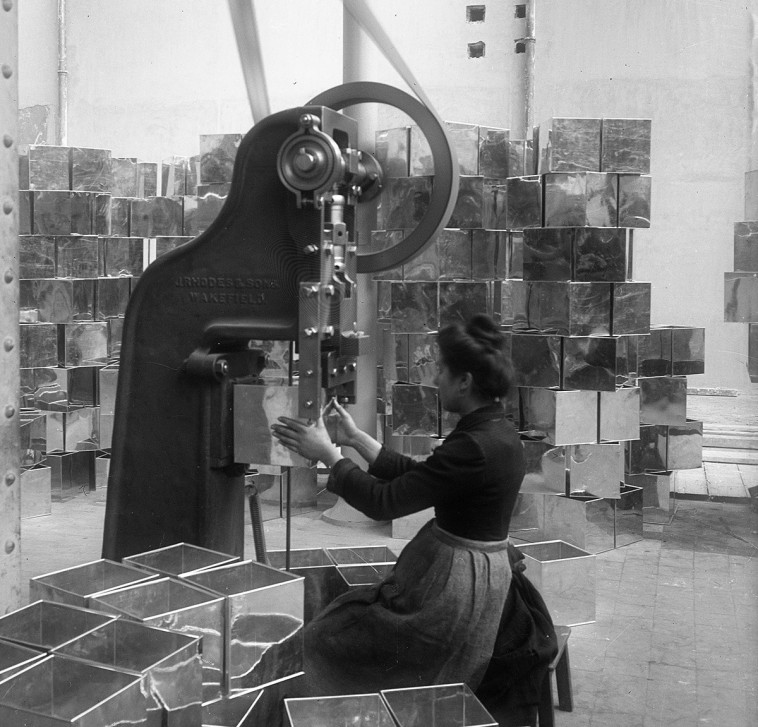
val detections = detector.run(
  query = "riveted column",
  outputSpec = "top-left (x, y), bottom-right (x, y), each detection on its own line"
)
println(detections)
top-left (0, 0), bottom-right (21, 614)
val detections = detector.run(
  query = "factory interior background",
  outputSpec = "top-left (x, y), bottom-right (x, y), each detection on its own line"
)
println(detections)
top-left (1, 1), bottom-right (757, 726)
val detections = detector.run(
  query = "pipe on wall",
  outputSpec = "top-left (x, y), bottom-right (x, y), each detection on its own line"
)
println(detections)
top-left (57, 0), bottom-right (67, 145)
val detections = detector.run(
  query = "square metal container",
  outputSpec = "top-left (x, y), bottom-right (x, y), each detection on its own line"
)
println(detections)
top-left (56, 235), bottom-right (100, 278)
top-left (27, 144), bottom-right (70, 189)
top-left (70, 147), bottom-right (112, 193)
top-left (515, 540), bottom-right (596, 625)
top-left (182, 560), bottom-right (304, 693)
top-left (48, 450), bottom-right (96, 500)
top-left (32, 365), bottom-right (99, 408)
top-left (522, 227), bottom-right (572, 281)
top-left (439, 281), bottom-right (491, 329)
top-left (408, 333), bottom-right (439, 386)
top-left (89, 576), bottom-right (226, 689)
top-left (600, 118), bottom-right (652, 174)
top-left (471, 230), bottom-right (507, 280)
top-left (506, 230), bottom-right (525, 281)
top-left (543, 494), bottom-right (615, 554)
top-left (109, 197), bottom-right (133, 236)
top-left (625, 471), bottom-right (675, 525)
top-left (625, 424), bottom-right (667, 474)
top-left (568, 442), bottom-right (623, 499)
top-left (0, 600), bottom-right (117, 651)
top-left (508, 492), bottom-right (546, 542)
top-left (336, 564), bottom-right (395, 589)
top-left (448, 175), bottom-right (488, 229)
top-left (53, 619), bottom-right (202, 727)
top-left (724, 272), bottom-right (758, 322)
top-left (618, 174), bottom-right (651, 227)
top-left (93, 193), bottom-right (112, 236)
top-left (202, 688), bottom-right (263, 727)
top-left (123, 542), bottom-right (240, 578)
top-left (286, 693), bottom-right (396, 727)
top-left (611, 282), bottom-right (651, 335)
top-left (376, 127), bottom-right (410, 177)
top-left (599, 386), bottom-right (640, 442)
top-left (479, 125), bottom-right (510, 177)
top-left (391, 383), bottom-right (439, 436)
top-left (137, 162), bottom-right (159, 197)
top-left (18, 190), bottom-right (32, 234)
top-left (111, 157), bottom-right (139, 197)
top-left (436, 228), bottom-right (473, 280)
top-left (268, 548), bottom-right (343, 624)
top-left (573, 227), bottom-right (626, 282)
top-left (543, 172), bottom-right (617, 227)
top-left (98, 364), bottom-right (119, 415)
top-left (381, 683), bottom-right (497, 727)
top-left (45, 406), bottom-right (100, 452)
top-left (233, 385), bottom-right (314, 467)
top-left (19, 408), bottom-right (47, 465)
top-left (325, 546), bottom-right (398, 567)
top-left (666, 419), bottom-right (703, 470)
top-left (635, 327), bottom-right (672, 377)
top-left (562, 335), bottom-right (625, 391)
top-left (30, 559), bottom-right (159, 608)
top-left (614, 484), bottom-right (644, 548)
top-left (162, 156), bottom-right (189, 196)
top-left (377, 177), bottom-right (432, 230)
top-left (510, 334), bottom-right (562, 388)
top-left (19, 235), bottom-right (56, 278)
top-left (506, 139), bottom-right (532, 177)
top-left (0, 639), bottom-right (45, 682)
top-left (368, 230), bottom-right (404, 281)
top-left (95, 454), bottom-right (110, 490)
top-left (0, 654), bottom-right (147, 727)
top-left (638, 375), bottom-right (687, 425)
top-left (538, 117), bottom-right (602, 173)
top-left (107, 316), bottom-right (124, 360)
top-left (19, 323), bottom-right (58, 367)
top-left (130, 196), bottom-right (184, 237)
top-left (519, 387), bottom-right (598, 445)
top-left (389, 281), bottom-right (438, 333)
top-left (200, 134), bottom-right (242, 185)
top-left (668, 326), bottom-right (706, 375)
top-left (520, 438), bottom-right (567, 495)
top-left (505, 175), bottom-right (542, 229)
top-left (734, 220), bottom-right (758, 272)
top-left (32, 190), bottom-right (94, 235)
top-left (95, 277), bottom-right (131, 320)
top-left (20, 278), bottom-right (95, 324)
top-left (20, 465), bottom-right (52, 519)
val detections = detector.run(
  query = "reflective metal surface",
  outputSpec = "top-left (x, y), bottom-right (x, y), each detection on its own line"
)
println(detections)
top-left (0, 600), bottom-right (117, 651)
top-left (625, 471), bottom-right (676, 525)
top-left (123, 542), bottom-right (240, 578)
top-left (234, 385), bottom-right (314, 468)
top-left (618, 174), bottom-right (651, 227)
top-left (20, 465), bottom-right (52, 520)
top-left (538, 117), bottom-right (602, 173)
top-left (724, 272), bottom-right (758, 322)
top-left (439, 281), bottom-right (491, 328)
top-left (520, 438), bottom-right (567, 495)
top-left (519, 387), bottom-right (598, 445)
top-left (19, 278), bottom-right (95, 323)
top-left (95, 277), bottom-right (131, 320)
top-left (516, 540), bottom-right (596, 626)
top-left (376, 127), bottom-right (410, 178)
top-left (505, 175), bottom-right (542, 229)
top-left (19, 235), bottom-right (56, 278)
top-left (600, 118), bottom-right (652, 174)
top-left (389, 281), bottom-right (438, 333)
top-left (381, 683), bottom-right (497, 727)
top-left (599, 387), bottom-right (640, 442)
top-left (377, 177), bottom-right (432, 230)
top-left (325, 546), bottom-right (398, 566)
top-left (337, 564), bottom-right (394, 587)
top-left (563, 335), bottom-right (627, 391)
top-left (286, 693), bottom-right (396, 727)
top-left (666, 419), bottom-right (703, 470)
top-left (182, 560), bottom-right (304, 693)
top-left (57, 320), bottom-right (109, 366)
top-left (625, 424), bottom-right (667, 474)
top-left (568, 443), bottom-right (623, 499)
top-left (614, 484), bottom-right (644, 548)
top-left (30, 559), bottom-right (159, 608)
top-left (669, 326), bottom-right (706, 375)
top-left (89, 576), bottom-right (226, 689)
top-left (56, 236), bottom-right (100, 278)
top-left (391, 383), bottom-right (439, 436)
top-left (0, 639), bottom-right (45, 682)
top-left (611, 282), bottom-right (651, 335)
top-left (48, 450), bottom-right (96, 501)
top-left (510, 334), bottom-right (562, 388)
top-left (46, 406), bottom-right (100, 452)
top-left (543, 494), bottom-right (615, 554)
top-left (19, 323), bottom-right (58, 367)
top-left (0, 654), bottom-right (148, 727)
top-left (573, 228), bottom-right (626, 282)
top-left (53, 619), bottom-right (202, 727)
top-left (638, 375), bottom-right (687, 425)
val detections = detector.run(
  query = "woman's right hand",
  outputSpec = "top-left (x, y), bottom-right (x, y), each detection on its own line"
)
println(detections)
top-left (324, 398), bottom-right (362, 447)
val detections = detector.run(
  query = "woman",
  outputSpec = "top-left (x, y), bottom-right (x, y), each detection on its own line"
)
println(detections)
top-left (271, 314), bottom-right (525, 696)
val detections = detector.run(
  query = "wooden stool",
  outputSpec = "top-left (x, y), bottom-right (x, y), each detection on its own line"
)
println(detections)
top-left (537, 625), bottom-right (573, 726)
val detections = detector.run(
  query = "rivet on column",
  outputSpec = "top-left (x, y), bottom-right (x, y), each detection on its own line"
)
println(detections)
top-left (3, 269), bottom-right (13, 283)
top-left (4, 541), bottom-right (15, 555)
top-left (1, 64), bottom-right (12, 79)
top-left (2, 134), bottom-right (11, 148)
top-left (2, 0), bottom-right (13, 11)
top-left (5, 471), bottom-right (15, 486)
top-left (3, 337), bottom-right (13, 352)
top-left (2, 199), bottom-right (13, 214)
top-left (4, 405), bottom-right (15, 419)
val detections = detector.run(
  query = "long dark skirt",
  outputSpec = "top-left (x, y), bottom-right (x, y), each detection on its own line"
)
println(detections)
top-left (303, 519), bottom-right (512, 696)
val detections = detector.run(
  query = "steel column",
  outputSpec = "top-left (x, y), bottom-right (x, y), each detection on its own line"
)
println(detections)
top-left (0, 0), bottom-right (21, 614)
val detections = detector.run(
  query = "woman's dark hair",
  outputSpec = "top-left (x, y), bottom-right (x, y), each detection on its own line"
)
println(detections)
top-left (437, 314), bottom-right (512, 399)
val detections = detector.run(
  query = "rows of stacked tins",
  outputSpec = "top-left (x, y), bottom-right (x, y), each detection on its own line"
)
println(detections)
top-left (724, 169), bottom-right (758, 382)
top-left (16, 136), bottom-right (239, 514)
top-left (370, 117), bottom-right (706, 553)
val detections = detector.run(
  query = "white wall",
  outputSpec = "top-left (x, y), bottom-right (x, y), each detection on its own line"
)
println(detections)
top-left (17, 0), bottom-right (758, 389)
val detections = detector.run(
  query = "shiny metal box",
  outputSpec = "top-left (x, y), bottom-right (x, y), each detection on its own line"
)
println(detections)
top-left (377, 177), bottom-right (432, 230)
top-left (668, 326), bottom-right (706, 375)
top-left (625, 424), bottom-right (667, 474)
top-left (200, 134), bottom-right (242, 185)
top-left (48, 450), bottom-right (96, 500)
top-left (638, 375), bottom-right (687, 425)
top-left (505, 175), bottom-right (542, 229)
top-left (130, 196), bottom-right (184, 237)
top-left (89, 576), bottom-right (226, 689)
top-left (389, 281), bottom-right (438, 333)
top-left (109, 196), bottom-right (133, 236)
top-left (268, 548), bottom-right (343, 624)
top-left (161, 156), bottom-right (189, 196)
top-left (325, 546), bottom-right (398, 567)
top-left (368, 230), bottom-right (404, 281)
top-left (724, 272), bottom-right (758, 322)
top-left (516, 540), bottom-right (596, 625)
top-left (472, 230), bottom-right (508, 280)
top-left (95, 277), bottom-right (131, 320)
top-left (614, 484), bottom-right (644, 548)
top-left (522, 227), bottom-right (572, 281)
top-left (32, 190), bottom-right (94, 235)
top-left (734, 221), bottom-right (758, 272)
top-left (137, 162), bottom-right (159, 197)
top-left (20, 465), bottom-right (52, 519)
top-left (56, 235), bottom-right (100, 278)
top-left (625, 471), bottom-right (675, 525)
top-left (27, 144), bottom-right (70, 189)
top-left (107, 316), bottom-right (124, 360)
top-left (666, 419), bottom-right (703, 470)
top-left (508, 492), bottom-right (546, 542)
top-left (538, 117), bottom-right (602, 173)
top-left (57, 321), bottom-right (108, 366)
top-left (543, 494), bottom-right (615, 554)
top-left (0, 600), bottom-right (117, 651)
top-left (510, 333), bottom-right (562, 388)
top-left (618, 174), bottom-right (651, 227)
top-left (611, 282), bottom-right (651, 335)
top-left (54, 620), bottom-right (202, 727)
top-left (408, 333), bottom-right (439, 386)
top-left (123, 542), bottom-right (240, 578)
top-left (519, 387), bottom-right (598, 445)
top-left (573, 227), bottom-right (626, 282)
top-left (70, 147), bottom-right (112, 193)
top-left (563, 335), bottom-right (626, 391)
top-left (543, 172), bottom-right (617, 227)
top-left (337, 563), bottom-right (394, 589)
top-left (0, 640), bottom-right (45, 682)
top-left (98, 364), bottom-right (119, 415)
top-left (382, 330), bottom-right (409, 383)
top-left (568, 442), bottom-right (623, 499)
top-left (286, 693), bottom-right (396, 727)
top-left (182, 560), bottom-right (304, 693)
top-left (0, 654), bottom-right (147, 727)
top-left (234, 385), bottom-right (314, 468)
top-left (19, 235), bottom-right (56, 278)
top-left (376, 127), bottom-right (410, 177)
top-left (20, 278), bottom-right (95, 323)
top-left (409, 122), bottom-right (479, 176)
top-left (391, 383), bottom-right (439, 436)
top-left (600, 118), bottom-right (652, 174)
top-left (111, 157), bottom-right (139, 197)
top-left (439, 281), bottom-right (491, 328)
top-left (29, 365), bottom-right (99, 409)
top-left (599, 386), bottom-right (640, 442)
top-left (381, 683), bottom-right (497, 727)
top-left (636, 327), bottom-right (672, 377)
top-left (19, 408), bottom-right (47, 465)
top-left (479, 125), bottom-right (511, 178)
top-left (93, 193), bottom-right (112, 236)
top-left (448, 175), bottom-right (488, 229)
top-left (520, 438), bottom-right (567, 495)
top-left (30, 559), bottom-right (158, 608)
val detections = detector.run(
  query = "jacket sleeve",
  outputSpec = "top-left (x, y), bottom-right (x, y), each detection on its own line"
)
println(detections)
top-left (326, 432), bottom-right (486, 521)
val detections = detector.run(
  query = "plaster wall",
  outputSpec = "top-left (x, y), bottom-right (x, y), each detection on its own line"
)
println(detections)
top-left (16, 0), bottom-right (758, 389)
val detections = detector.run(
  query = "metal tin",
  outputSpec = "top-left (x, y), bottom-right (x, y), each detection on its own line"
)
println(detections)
top-left (599, 386), bottom-right (640, 442)
top-left (0, 654), bottom-right (147, 727)
top-left (19, 323), bottom-right (58, 368)
top-left (93, 193), bottom-right (112, 236)
top-left (439, 281), bottom-right (490, 328)
top-left (137, 163), bottom-right (159, 197)
top-left (573, 227), bottom-right (626, 282)
top-left (618, 174), bottom-right (651, 227)
top-left (666, 419), bottom-right (703, 470)
top-left (568, 442), bottom-right (623, 498)
top-left (286, 693), bottom-right (396, 727)
top-left (200, 134), bottom-right (242, 185)
top-left (123, 542), bottom-right (240, 578)
top-left (614, 484), bottom-right (644, 548)
top-left (27, 144), bottom-right (70, 189)
top-left (408, 333), bottom-right (439, 386)
top-left (638, 375), bottom-right (687, 425)
top-left (182, 560), bottom-right (304, 693)
top-left (376, 177), bottom-right (432, 230)
top-left (130, 197), bottom-right (184, 237)
top-left (519, 387), bottom-right (597, 445)
top-left (543, 494), bottom-right (615, 554)
top-left (18, 235), bottom-right (56, 278)
top-left (448, 175), bottom-right (486, 229)
top-left (30, 558), bottom-right (159, 608)
top-left (625, 424), bottom-right (668, 474)
top-left (636, 327), bottom-right (672, 377)
top-left (724, 272), bottom-right (758, 322)
top-left (520, 438), bottom-right (567, 495)
top-left (510, 334), bottom-right (562, 388)
top-left (20, 278), bottom-right (96, 323)
top-left (19, 465), bottom-right (52, 520)
top-left (100, 236), bottom-right (144, 277)
top-left (389, 281), bottom-right (438, 333)
top-left (478, 126), bottom-right (510, 178)
top-left (391, 383), bottom-right (439, 436)
top-left (562, 335), bottom-right (624, 391)
top-left (325, 546), bottom-right (398, 567)
top-left (95, 277), bottom-right (131, 320)
top-left (515, 540), bottom-right (596, 625)
top-left (57, 321), bottom-right (109, 366)
top-left (505, 175), bottom-right (542, 229)
top-left (611, 282), bottom-right (651, 335)
top-left (48, 450), bottom-right (96, 500)
top-left (98, 364), bottom-right (119, 415)
top-left (109, 197), bottom-right (132, 236)
top-left (381, 683), bottom-right (497, 727)
top-left (522, 227), bottom-right (572, 281)
top-left (377, 127), bottom-right (410, 177)
top-left (368, 230), bottom-right (404, 281)
top-left (625, 471), bottom-right (675, 525)
top-left (538, 117), bottom-right (602, 173)
top-left (71, 147), bottom-right (113, 193)
top-left (668, 326), bottom-right (706, 375)
top-left (111, 157), bottom-right (139, 197)
top-left (600, 118), bottom-right (652, 174)
top-left (0, 639), bottom-right (45, 682)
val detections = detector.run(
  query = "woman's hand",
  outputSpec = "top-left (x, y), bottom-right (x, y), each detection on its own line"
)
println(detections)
top-left (323, 398), bottom-right (361, 447)
top-left (271, 416), bottom-right (342, 467)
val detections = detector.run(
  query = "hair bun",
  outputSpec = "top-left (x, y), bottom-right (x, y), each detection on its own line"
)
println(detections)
top-left (466, 314), bottom-right (503, 350)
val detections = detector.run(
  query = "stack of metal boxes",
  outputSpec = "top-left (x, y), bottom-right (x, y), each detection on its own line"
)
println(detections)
top-left (373, 117), bottom-right (705, 555)
top-left (724, 169), bottom-right (758, 382)
top-left (16, 135), bottom-right (244, 517)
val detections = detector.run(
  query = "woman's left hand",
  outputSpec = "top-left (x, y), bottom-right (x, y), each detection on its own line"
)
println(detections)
top-left (271, 416), bottom-right (342, 466)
